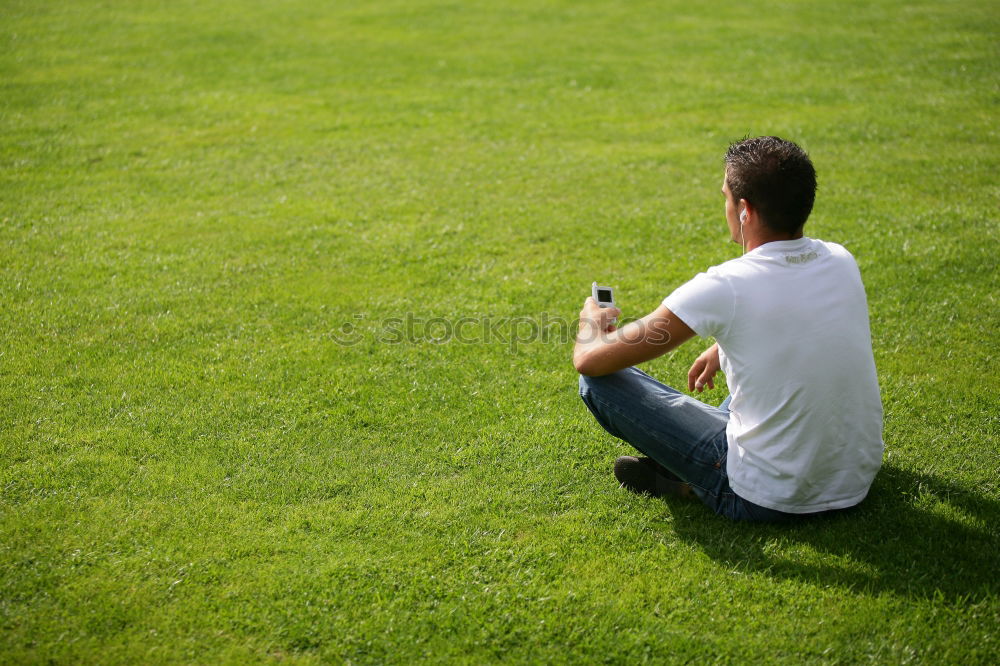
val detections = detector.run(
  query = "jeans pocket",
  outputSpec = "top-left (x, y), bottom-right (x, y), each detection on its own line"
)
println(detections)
top-left (713, 451), bottom-right (726, 470)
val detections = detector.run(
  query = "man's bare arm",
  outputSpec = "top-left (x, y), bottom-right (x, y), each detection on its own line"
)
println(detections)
top-left (573, 300), bottom-right (696, 377)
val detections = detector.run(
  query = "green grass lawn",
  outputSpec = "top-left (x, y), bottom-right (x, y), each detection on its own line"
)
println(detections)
top-left (2, 0), bottom-right (998, 662)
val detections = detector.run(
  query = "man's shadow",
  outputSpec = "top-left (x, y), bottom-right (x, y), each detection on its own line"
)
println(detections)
top-left (668, 464), bottom-right (1000, 603)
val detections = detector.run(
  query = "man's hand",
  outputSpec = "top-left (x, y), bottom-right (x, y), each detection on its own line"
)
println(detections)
top-left (578, 297), bottom-right (621, 335)
top-left (688, 343), bottom-right (720, 392)
top-left (574, 302), bottom-right (695, 377)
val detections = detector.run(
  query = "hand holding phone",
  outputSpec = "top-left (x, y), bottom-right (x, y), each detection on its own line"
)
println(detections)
top-left (592, 282), bottom-right (617, 323)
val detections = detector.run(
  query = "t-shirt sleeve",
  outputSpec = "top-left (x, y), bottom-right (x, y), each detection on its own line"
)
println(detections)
top-left (662, 268), bottom-right (735, 339)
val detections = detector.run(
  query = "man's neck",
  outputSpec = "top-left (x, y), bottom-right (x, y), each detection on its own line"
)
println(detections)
top-left (745, 230), bottom-right (804, 252)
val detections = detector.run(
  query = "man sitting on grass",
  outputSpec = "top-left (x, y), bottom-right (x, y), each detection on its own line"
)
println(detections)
top-left (574, 136), bottom-right (883, 522)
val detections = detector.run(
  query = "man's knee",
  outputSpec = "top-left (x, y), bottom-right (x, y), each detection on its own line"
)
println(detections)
top-left (579, 373), bottom-right (611, 419)
top-left (578, 372), bottom-right (611, 404)
top-left (578, 372), bottom-right (627, 417)
top-left (579, 368), bottom-right (635, 396)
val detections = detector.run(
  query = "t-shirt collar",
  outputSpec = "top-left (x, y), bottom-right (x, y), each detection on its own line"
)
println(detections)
top-left (747, 237), bottom-right (813, 257)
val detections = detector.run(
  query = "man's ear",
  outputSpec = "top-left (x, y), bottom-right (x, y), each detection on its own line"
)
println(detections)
top-left (739, 199), bottom-right (755, 224)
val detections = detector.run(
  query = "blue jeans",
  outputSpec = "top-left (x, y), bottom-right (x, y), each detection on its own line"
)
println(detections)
top-left (579, 367), bottom-right (802, 522)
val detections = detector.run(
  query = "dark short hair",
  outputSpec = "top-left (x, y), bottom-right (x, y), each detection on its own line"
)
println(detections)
top-left (724, 136), bottom-right (817, 234)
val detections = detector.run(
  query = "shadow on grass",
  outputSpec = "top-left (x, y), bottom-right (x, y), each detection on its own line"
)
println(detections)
top-left (668, 465), bottom-right (1000, 603)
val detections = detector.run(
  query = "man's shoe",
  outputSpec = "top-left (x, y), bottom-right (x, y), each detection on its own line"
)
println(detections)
top-left (614, 456), bottom-right (694, 500)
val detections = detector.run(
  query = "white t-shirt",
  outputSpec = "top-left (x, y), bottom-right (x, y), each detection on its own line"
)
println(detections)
top-left (663, 237), bottom-right (883, 513)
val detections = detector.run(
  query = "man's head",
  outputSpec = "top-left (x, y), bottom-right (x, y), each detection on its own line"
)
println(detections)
top-left (724, 136), bottom-right (817, 236)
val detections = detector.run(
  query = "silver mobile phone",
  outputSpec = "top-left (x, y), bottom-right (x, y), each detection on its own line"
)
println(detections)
top-left (592, 282), bottom-right (617, 322)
